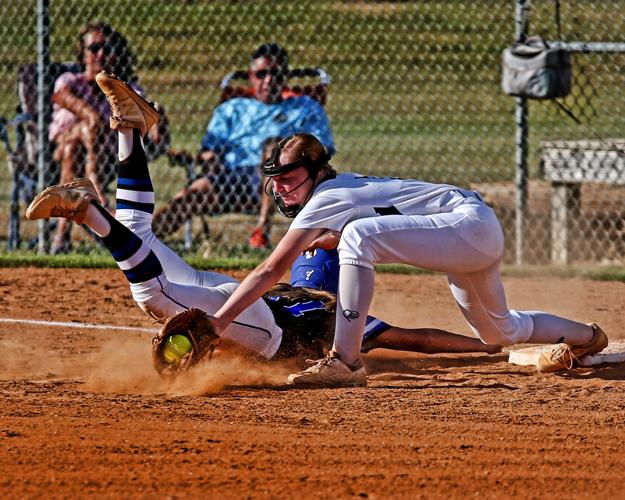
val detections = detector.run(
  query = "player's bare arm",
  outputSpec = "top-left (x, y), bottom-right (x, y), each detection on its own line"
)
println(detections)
top-left (305, 229), bottom-right (341, 252)
top-left (211, 227), bottom-right (327, 332)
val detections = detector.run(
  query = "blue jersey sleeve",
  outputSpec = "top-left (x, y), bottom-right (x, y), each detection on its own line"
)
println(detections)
top-left (200, 101), bottom-right (234, 154)
top-left (290, 248), bottom-right (340, 295)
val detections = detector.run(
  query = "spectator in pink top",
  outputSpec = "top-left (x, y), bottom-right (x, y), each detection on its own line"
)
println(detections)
top-left (49, 21), bottom-right (168, 253)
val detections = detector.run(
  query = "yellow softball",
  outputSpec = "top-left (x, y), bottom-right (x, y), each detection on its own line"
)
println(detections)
top-left (162, 334), bottom-right (193, 364)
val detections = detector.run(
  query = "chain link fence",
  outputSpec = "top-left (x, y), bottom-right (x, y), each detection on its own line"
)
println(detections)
top-left (0, 1), bottom-right (623, 264)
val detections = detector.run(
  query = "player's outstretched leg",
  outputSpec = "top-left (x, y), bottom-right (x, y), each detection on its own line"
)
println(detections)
top-left (25, 179), bottom-right (230, 319)
top-left (26, 178), bottom-right (164, 297)
top-left (25, 179), bottom-right (282, 355)
top-left (95, 71), bottom-right (234, 288)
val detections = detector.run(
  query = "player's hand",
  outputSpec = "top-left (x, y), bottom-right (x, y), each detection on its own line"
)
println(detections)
top-left (207, 315), bottom-right (228, 336)
top-left (305, 230), bottom-right (341, 251)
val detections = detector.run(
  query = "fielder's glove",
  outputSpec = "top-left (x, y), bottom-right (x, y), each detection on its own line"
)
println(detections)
top-left (151, 308), bottom-right (221, 377)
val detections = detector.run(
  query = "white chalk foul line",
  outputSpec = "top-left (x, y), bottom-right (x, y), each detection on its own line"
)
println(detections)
top-left (0, 317), bottom-right (158, 334)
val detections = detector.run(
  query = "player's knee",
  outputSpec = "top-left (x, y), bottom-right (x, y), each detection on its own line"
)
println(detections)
top-left (338, 221), bottom-right (376, 266)
top-left (469, 311), bottom-right (533, 346)
top-left (471, 325), bottom-right (516, 347)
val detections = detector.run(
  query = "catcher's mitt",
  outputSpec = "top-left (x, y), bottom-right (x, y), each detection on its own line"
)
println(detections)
top-left (151, 308), bottom-right (221, 377)
top-left (263, 283), bottom-right (336, 360)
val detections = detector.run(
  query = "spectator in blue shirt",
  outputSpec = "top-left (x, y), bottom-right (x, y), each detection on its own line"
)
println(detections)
top-left (153, 43), bottom-right (335, 248)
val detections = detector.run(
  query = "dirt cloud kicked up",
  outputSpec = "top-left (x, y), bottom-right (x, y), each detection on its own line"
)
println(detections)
top-left (84, 336), bottom-right (292, 395)
top-left (0, 337), bottom-right (76, 379)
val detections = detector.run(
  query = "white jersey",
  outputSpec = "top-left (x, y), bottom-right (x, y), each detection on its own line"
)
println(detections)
top-left (290, 173), bottom-right (468, 232)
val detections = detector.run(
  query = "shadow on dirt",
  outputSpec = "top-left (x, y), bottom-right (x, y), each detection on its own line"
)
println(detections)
top-left (556, 363), bottom-right (625, 380)
top-left (363, 352), bottom-right (508, 375)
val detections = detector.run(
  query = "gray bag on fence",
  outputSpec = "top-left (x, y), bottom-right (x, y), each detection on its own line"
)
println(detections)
top-left (502, 36), bottom-right (571, 99)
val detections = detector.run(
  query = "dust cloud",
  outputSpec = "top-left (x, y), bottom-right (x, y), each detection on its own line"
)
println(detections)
top-left (1, 332), bottom-right (293, 396)
top-left (85, 337), bottom-right (292, 395)
top-left (0, 337), bottom-right (77, 379)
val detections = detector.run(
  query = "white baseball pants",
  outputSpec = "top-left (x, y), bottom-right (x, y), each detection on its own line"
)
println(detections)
top-left (337, 194), bottom-right (534, 347)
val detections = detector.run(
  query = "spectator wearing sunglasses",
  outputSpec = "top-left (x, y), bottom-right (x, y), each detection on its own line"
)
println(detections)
top-left (152, 42), bottom-right (334, 249)
top-left (49, 21), bottom-right (169, 253)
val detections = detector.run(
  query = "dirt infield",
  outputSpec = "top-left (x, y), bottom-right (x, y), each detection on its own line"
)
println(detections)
top-left (1, 267), bottom-right (625, 498)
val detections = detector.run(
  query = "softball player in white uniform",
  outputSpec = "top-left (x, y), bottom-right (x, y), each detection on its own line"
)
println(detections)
top-left (26, 129), bottom-right (498, 364)
top-left (208, 133), bottom-right (607, 387)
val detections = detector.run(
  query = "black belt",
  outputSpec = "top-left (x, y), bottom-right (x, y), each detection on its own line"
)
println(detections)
top-left (454, 189), bottom-right (483, 202)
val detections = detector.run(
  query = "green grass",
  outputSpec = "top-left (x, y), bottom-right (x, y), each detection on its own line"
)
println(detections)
top-left (0, 251), bottom-right (117, 269)
top-left (1, 251), bottom-right (623, 283)
top-left (584, 266), bottom-right (625, 282)
top-left (0, 250), bottom-right (265, 271)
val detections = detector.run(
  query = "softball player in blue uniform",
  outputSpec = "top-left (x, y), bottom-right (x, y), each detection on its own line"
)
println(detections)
top-left (290, 249), bottom-right (393, 353)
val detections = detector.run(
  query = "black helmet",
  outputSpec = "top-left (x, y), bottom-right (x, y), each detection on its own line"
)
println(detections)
top-left (261, 134), bottom-right (332, 218)
top-left (260, 135), bottom-right (331, 178)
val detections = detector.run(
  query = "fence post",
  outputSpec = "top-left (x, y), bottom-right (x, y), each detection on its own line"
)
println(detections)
top-left (514, 0), bottom-right (529, 266)
top-left (36, 0), bottom-right (51, 254)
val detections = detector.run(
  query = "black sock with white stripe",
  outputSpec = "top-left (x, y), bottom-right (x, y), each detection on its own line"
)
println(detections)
top-left (91, 202), bottom-right (162, 283)
top-left (116, 128), bottom-right (155, 214)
